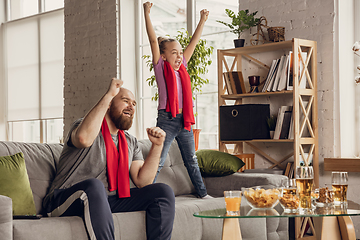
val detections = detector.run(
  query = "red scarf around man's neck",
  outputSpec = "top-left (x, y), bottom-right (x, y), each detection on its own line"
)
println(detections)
top-left (101, 118), bottom-right (130, 198)
top-left (163, 60), bottom-right (195, 131)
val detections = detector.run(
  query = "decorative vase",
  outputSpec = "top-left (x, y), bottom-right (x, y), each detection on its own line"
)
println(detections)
top-left (234, 39), bottom-right (245, 48)
top-left (269, 131), bottom-right (275, 139)
top-left (192, 129), bottom-right (201, 151)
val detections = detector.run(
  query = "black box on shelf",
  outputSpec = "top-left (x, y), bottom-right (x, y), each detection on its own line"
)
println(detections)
top-left (220, 104), bottom-right (270, 141)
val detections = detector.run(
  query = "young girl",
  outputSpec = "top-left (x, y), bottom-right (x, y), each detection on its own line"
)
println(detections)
top-left (143, 2), bottom-right (212, 199)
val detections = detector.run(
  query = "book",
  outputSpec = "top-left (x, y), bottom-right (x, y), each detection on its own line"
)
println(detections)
top-left (223, 72), bottom-right (233, 94)
top-left (277, 54), bottom-right (290, 91)
top-left (284, 161), bottom-right (293, 177)
top-left (279, 108), bottom-right (292, 139)
top-left (227, 71), bottom-right (246, 94)
top-left (287, 51), bottom-right (308, 90)
top-left (266, 58), bottom-right (280, 92)
top-left (262, 59), bottom-right (278, 92)
top-left (273, 105), bottom-right (292, 139)
top-left (288, 100), bottom-right (309, 139)
top-left (272, 55), bottom-right (287, 91)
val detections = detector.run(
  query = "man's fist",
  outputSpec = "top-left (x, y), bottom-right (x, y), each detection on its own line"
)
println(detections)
top-left (107, 78), bottom-right (123, 98)
top-left (146, 127), bottom-right (166, 146)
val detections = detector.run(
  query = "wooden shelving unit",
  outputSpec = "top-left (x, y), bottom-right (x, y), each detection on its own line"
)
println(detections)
top-left (217, 38), bottom-right (319, 186)
top-left (218, 38), bottom-right (319, 240)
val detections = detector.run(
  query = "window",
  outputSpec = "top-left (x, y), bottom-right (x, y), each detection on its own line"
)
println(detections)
top-left (4, 0), bottom-right (64, 143)
top-left (139, 0), bottom-right (238, 149)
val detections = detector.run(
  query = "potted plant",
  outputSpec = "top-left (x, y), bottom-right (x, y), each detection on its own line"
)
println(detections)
top-left (267, 115), bottom-right (277, 139)
top-left (143, 29), bottom-right (213, 149)
top-left (217, 9), bottom-right (260, 48)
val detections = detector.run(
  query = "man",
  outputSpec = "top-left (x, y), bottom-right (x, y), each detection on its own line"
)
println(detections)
top-left (43, 78), bottom-right (175, 240)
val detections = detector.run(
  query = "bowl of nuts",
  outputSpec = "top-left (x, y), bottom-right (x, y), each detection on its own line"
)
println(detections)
top-left (242, 186), bottom-right (280, 209)
top-left (280, 189), bottom-right (300, 212)
top-left (315, 187), bottom-right (334, 207)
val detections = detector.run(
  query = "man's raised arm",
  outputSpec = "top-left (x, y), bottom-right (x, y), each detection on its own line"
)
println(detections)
top-left (71, 78), bottom-right (123, 148)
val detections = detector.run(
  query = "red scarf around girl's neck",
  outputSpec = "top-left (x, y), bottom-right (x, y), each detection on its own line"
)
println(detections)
top-left (101, 117), bottom-right (130, 198)
top-left (163, 60), bottom-right (195, 131)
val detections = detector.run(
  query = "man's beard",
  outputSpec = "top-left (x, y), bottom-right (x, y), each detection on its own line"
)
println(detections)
top-left (109, 106), bottom-right (133, 131)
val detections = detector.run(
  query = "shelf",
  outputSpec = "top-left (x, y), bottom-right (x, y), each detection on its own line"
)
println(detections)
top-left (221, 139), bottom-right (294, 144)
top-left (219, 40), bottom-right (293, 55)
top-left (324, 158), bottom-right (360, 172)
top-left (221, 90), bottom-right (293, 99)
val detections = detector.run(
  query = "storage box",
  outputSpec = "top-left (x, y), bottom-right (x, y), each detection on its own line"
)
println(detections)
top-left (219, 104), bottom-right (270, 141)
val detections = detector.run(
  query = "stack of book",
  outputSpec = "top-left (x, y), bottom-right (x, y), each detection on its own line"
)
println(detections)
top-left (273, 101), bottom-right (310, 140)
top-left (273, 105), bottom-right (293, 139)
top-left (261, 51), bottom-right (308, 92)
top-left (223, 71), bottom-right (247, 94)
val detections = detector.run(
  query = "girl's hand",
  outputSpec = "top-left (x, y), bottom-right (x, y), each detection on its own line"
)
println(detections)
top-left (143, 2), bottom-right (153, 14)
top-left (200, 9), bottom-right (209, 22)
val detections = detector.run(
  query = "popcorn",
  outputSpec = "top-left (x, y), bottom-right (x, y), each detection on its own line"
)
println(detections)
top-left (243, 188), bottom-right (280, 208)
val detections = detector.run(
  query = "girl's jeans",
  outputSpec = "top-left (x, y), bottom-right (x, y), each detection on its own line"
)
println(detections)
top-left (154, 110), bottom-right (208, 197)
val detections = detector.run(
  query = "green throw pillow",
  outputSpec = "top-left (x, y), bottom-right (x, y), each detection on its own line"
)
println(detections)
top-left (0, 152), bottom-right (36, 215)
top-left (196, 150), bottom-right (245, 177)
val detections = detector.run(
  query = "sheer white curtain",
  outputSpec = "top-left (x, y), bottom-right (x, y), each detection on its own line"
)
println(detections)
top-left (5, 5), bottom-right (64, 142)
top-left (355, 1), bottom-right (360, 157)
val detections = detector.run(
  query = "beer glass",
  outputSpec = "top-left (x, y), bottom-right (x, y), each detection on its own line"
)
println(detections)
top-left (295, 166), bottom-right (314, 210)
top-left (331, 172), bottom-right (348, 205)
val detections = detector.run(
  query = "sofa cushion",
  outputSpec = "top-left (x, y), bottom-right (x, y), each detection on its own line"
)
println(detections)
top-left (196, 150), bottom-right (245, 177)
top-left (0, 152), bottom-right (36, 215)
top-left (0, 141), bottom-right (63, 214)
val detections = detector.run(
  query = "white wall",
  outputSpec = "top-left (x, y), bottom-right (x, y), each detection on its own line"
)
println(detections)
top-left (0, 0), bottom-right (7, 140)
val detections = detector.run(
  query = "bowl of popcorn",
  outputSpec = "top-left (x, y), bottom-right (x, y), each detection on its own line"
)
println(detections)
top-left (242, 186), bottom-right (281, 209)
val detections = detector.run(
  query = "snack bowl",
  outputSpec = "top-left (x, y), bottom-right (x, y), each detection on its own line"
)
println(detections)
top-left (242, 186), bottom-right (281, 209)
top-left (279, 191), bottom-right (299, 212)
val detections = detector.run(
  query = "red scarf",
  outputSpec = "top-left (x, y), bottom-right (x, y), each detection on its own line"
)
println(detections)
top-left (164, 60), bottom-right (195, 131)
top-left (101, 118), bottom-right (130, 198)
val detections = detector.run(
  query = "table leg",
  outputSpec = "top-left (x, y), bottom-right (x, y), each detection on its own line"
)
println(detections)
top-left (312, 217), bottom-right (342, 240)
top-left (222, 218), bottom-right (242, 240)
top-left (338, 216), bottom-right (356, 240)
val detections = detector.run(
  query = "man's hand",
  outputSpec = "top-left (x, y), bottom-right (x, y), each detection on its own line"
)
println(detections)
top-left (143, 2), bottom-right (153, 15)
top-left (146, 127), bottom-right (166, 146)
top-left (107, 78), bottom-right (123, 98)
top-left (200, 9), bottom-right (209, 23)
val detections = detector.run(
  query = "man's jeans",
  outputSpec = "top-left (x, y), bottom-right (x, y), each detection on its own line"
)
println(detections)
top-left (155, 110), bottom-right (207, 197)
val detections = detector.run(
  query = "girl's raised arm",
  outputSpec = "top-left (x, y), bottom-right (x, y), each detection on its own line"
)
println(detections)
top-left (183, 9), bottom-right (209, 63)
top-left (143, 2), bottom-right (160, 65)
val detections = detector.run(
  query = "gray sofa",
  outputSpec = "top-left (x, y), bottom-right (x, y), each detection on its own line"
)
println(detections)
top-left (0, 139), bottom-right (288, 240)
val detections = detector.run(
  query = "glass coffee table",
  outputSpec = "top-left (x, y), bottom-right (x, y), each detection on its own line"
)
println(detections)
top-left (194, 200), bottom-right (360, 240)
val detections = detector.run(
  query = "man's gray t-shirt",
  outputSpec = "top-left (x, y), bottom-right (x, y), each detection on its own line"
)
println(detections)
top-left (43, 118), bottom-right (143, 208)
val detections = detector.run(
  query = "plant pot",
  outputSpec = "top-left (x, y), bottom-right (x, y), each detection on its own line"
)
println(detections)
top-left (192, 129), bottom-right (201, 151)
top-left (234, 39), bottom-right (245, 48)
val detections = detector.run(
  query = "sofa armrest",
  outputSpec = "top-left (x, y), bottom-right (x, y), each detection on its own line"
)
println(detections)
top-left (0, 195), bottom-right (13, 239)
top-left (203, 172), bottom-right (288, 197)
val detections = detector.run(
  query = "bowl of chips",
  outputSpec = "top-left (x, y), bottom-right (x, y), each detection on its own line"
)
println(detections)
top-left (242, 186), bottom-right (281, 209)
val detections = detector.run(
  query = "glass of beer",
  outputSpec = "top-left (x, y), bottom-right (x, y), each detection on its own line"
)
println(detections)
top-left (224, 190), bottom-right (241, 216)
top-left (295, 166), bottom-right (314, 211)
top-left (331, 172), bottom-right (348, 205)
